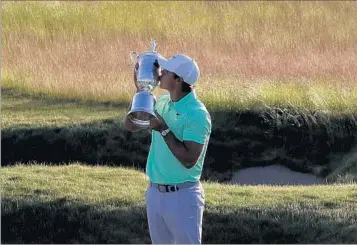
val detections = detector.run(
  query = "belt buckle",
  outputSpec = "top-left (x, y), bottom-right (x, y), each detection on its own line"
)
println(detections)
top-left (157, 184), bottom-right (168, 192)
top-left (157, 184), bottom-right (178, 193)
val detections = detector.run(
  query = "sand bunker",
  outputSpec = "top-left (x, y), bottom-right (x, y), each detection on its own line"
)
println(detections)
top-left (231, 164), bottom-right (325, 186)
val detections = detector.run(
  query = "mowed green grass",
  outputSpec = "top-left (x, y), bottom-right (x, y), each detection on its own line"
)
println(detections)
top-left (2, 164), bottom-right (357, 243)
top-left (1, 87), bottom-right (127, 130)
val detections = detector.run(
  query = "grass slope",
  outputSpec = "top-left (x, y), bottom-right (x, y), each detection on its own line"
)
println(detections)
top-left (1, 87), bottom-right (127, 129)
top-left (2, 87), bottom-right (356, 182)
top-left (2, 164), bottom-right (357, 243)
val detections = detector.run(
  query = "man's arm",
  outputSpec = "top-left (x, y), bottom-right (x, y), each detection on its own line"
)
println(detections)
top-left (150, 110), bottom-right (209, 169)
top-left (161, 131), bottom-right (204, 169)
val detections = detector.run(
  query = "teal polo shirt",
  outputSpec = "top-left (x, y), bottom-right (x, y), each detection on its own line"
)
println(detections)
top-left (146, 91), bottom-right (212, 184)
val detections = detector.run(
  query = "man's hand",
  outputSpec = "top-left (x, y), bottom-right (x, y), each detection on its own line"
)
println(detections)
top-left (149, 110), bottom-right (168, 132)
top-left (124, 113), bottom-right (141, 132)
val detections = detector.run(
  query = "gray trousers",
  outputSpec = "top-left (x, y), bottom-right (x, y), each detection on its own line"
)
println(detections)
top-left (145, 182), bottom-right (205, 244)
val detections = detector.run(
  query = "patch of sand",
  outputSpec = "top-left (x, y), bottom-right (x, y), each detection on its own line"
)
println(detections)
top-left (231, 164), bottom-right (325, 186)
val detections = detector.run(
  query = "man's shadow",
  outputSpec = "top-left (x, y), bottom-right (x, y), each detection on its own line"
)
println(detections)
top-left (2, 196), bottom-right (356, 244)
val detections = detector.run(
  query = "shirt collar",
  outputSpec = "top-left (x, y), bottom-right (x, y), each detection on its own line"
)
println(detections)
top-left (170, 91), bottom-right (197, 114)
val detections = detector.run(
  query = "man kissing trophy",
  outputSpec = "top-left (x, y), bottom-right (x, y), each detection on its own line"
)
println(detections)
top-left (127, 39), bottom-right (161, 129)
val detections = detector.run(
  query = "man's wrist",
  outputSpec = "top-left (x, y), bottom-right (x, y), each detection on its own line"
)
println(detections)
top-left (160, 126), bottom-right (170, 137)
top-left (160, 124), bottom-right (169, 131)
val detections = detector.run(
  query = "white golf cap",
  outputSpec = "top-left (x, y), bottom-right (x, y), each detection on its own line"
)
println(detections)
top-left (157, 54), bottom-right (200, 85)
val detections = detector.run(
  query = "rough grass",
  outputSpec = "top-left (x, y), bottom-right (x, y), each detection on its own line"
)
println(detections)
top-left (326, 147), bottom-right (357, 183)
top-left (2, 2), bottom-right (357, 114)
top-left (3, 72), bottom-right (357, 115)
top-left (1, 164), bottom-right (357, 244)
top-left (3, 2), bottom-right (356, 53)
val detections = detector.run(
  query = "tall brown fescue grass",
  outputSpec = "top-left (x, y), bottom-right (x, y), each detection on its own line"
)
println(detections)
top-left (2, 1), bottom-right (357, 112)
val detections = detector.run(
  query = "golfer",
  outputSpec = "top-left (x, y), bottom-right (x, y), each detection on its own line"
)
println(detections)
top-left (125, 54), bottom-right (211, 244)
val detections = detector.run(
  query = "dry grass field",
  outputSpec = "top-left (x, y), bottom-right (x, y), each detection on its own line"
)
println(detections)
top-left (2, 1), bottom-right (357, 113)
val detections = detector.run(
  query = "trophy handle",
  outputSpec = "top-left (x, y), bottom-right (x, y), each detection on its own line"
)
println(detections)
top-left (150, 39), bottom-right (157, 52)
top-left (129, 51), bottom-right (139, 66)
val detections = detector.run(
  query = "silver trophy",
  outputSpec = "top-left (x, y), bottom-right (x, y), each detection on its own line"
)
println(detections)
top-left (127, 39), bottom-right (160, 128)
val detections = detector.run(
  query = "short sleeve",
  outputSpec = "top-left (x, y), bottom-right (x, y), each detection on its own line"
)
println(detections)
top-left (183, 110), bottom-right (211, 144)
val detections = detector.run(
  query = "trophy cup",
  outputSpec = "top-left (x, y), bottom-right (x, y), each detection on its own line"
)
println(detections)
top-left (127, 39), bottom-right (160, 129)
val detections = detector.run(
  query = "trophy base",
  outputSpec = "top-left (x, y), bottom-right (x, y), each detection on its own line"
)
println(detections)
top-left (127, 107), bottom-right (157, 129)
top-left (128, 91), bottom-right (157, 129)
top-left (131, 118), bottom-right (150, 128)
